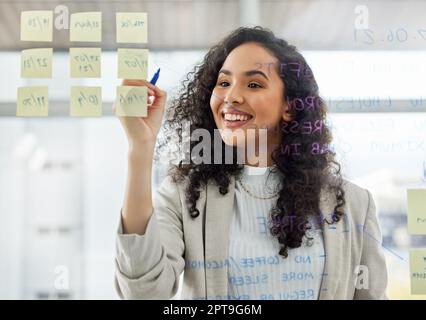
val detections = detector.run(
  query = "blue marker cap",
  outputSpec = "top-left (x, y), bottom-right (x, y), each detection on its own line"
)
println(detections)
top-left (150, 68), bottom-right (161, 85)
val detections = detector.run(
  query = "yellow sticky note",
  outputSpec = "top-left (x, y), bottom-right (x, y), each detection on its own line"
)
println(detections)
top-left (20, 11), bottom-right (53, 42)
top-left (70, 86), bottom-right (102, 117)
top-left (70, 12), bottom-right (102, 42)
top-left (115, 86), bottom-right (147, 117)
top-left (117, 48), bottom-right (148, 79)
top-left (17, 86), bottom-right (49, 117)
top-left (21, 48), bottom-right (52, 78)
top-left (70, 48), bottom-right (101, 78)
top-left (407, 189), bottom-right (426, 235)
top-left (116, 12), bottom-right (148, 43)
top-left (409, 249), bottom-right (426, 294)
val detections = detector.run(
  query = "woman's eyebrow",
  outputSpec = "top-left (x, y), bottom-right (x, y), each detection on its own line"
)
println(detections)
top-left (218, 69), bottom-right (269, 80)
top-left (245, 70), bottom-right (269, 80)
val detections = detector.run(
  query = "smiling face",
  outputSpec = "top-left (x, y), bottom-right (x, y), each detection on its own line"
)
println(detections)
top-left (210, 42), bottom-right (292, 163)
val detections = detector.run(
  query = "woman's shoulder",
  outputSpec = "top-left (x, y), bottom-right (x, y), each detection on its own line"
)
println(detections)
top-left (157, 173), bottom-right (185, 194)
top-left (320, 176), bottom-right (375, 225)
top-left (155, 172), bottom-right (195, 205)
top-left (322, 176), bottom-right (371, 204)
top-left (340, 178), bottom-right (376, 224)
top-left (341, 178), bottom-right (373, 207)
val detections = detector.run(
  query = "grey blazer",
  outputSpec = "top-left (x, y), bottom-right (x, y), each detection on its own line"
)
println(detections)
top-left (114, 175), bottom-right (388, 300)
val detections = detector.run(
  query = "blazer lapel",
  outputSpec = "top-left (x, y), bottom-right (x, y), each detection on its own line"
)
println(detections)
top-left (204, 175), bottom-right (235, 299)
top-left (318, 190), bottom-right (348, 299)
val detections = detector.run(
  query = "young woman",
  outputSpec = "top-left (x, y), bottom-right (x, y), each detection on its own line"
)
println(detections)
top-left (114, 27), bottom-right (388, 300)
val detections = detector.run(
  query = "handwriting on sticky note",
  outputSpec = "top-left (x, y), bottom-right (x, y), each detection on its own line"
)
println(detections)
top-left (115, 86), bottom-right (147, 117)
top-left (409, 249), bottom-right (426, 294)
top-left (116, 12), bottom-right (148, 43)
top-left (21, 48), bottom-right (52, 78)
top-left (117, 48), bottom-right (148, 79)
top-left (70, 12), bottom-right (102, 42)
top-left (70, 86), bottom-right (102, 117)
top-left (70, 48), bottom-right (101, 78)
top-left (20, 11), bottom-right (53, 42)
top-left (407, 189), bottom-right (426, 235)
top-left (17, 86), bottom-right (49, 117)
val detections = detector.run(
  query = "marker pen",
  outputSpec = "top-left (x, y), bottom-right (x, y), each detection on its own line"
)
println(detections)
top-left (150, 68), bottom-right (160, 85)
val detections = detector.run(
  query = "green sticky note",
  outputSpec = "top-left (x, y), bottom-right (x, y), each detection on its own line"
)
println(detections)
top-left (116, 12), bottom-right (148, 43)
top-left (70, 48), bottom-right (101, 78)
top-left (17, 86), bottom-right (49, 117)
top-left (21, 48), bottom-right (52, 78)
top-left (115, 86), bottom-right (147, 117)
top-left (409, 249), bottom-right (426, 295)
top-left (407, 189), bottom-right (426, 235)
top-left (70, 12), bottom-right (102, 42)
top-left (70, 86), bottom-right (102, 117)
top-left (117, 48), bottom-right (148, 79)
top-left (20, 11), bottom-right (53, 42)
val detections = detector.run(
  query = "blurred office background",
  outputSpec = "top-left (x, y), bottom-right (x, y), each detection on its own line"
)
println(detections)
top-left (0, 0), bottom-right (425, 299)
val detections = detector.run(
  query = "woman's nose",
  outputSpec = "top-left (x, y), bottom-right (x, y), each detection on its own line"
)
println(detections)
top-left (224, 89), bottom-right (243, 105)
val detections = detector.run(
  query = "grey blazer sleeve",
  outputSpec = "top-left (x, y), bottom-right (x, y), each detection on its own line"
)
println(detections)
top-left (114, 175), bottom-right (185, 299)
top-left (354, 189), bottom-right (388, 300)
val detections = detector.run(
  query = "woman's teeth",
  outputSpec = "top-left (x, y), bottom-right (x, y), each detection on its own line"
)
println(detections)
top-left (223, 113), bottom-right (251, 121)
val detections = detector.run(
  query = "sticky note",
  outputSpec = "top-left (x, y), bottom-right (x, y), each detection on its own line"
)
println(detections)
top-left (117, 48), bottom-right (148, 79)
top-left (115, 86), bottom-right (147, 117)
top-left (409, 249), bottom-right (426, 294)
top-left (17, 86), bottom-right (49, 117)
top-left (70, 12), bottom-right (102, 42)
top-left (21, 11), bottom-right (53, 42)
top-left (21, 48), bottom-right (52, 78)
top-left (116, 12), bottom-right (148, 43)
top-left (407, 189), bottom-right (426, 234)
top-left (70, 86), bottom-right (102, 117)
top-left (70, 48), bottom-right (101, 78)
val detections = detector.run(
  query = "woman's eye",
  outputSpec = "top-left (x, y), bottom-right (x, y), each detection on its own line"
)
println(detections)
top-left (248, 82), bottom-right (262, 88)
top-left (218, 81), bottom-right (230, 87)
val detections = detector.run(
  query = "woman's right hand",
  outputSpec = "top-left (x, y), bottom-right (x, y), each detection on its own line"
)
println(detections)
top-left (114, 79), bottom-right (167, 150)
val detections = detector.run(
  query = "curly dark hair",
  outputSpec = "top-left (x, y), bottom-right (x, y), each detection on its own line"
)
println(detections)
top-left (161, 26), bottom-right (346, 258)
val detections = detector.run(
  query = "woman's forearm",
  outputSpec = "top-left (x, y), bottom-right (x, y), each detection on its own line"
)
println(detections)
top-left (121, 144), bottom-right (155, 235)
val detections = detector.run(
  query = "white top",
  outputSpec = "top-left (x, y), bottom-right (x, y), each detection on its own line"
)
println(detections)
top-left (227, 164), bottom-right (325, 300)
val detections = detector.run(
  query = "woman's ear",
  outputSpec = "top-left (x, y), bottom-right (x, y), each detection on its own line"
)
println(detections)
top-left (281, 102), bottom-right (293, 122)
